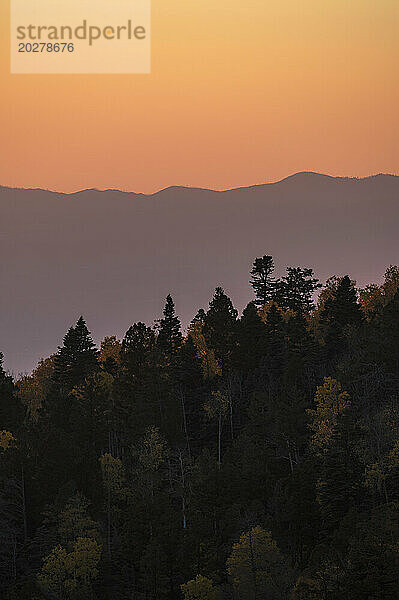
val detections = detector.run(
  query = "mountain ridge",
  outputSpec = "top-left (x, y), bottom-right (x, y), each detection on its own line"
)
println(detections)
top-left (1, 171), bottom-right (398, 374)
top-left (1, 171), bottom-right (398, 198)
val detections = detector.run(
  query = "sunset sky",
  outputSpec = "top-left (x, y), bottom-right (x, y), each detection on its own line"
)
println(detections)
top-left (1, 0), bottom-right (398, 193)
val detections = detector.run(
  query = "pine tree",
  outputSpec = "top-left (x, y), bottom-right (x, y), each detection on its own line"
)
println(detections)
top-left (53, 317), bottom-right (98, 391)
top-left (320, 276), bottom-right (363, 355)
top-left (140, 539), bottom-right (170, 600)
top-left (120, 322), bottom-right (156, 380)
top-left (234, 302), bottom-right (267, 373)
top-left (0, 353), bottom-right (23, 433)
top-left (157, 294), bottom-right (183, 358)
top-left (203, 287), bottom-right (238, 373)
top-left (322, 276), bottom-right (363, 328)
top-left (177, 337), bottom-right (205, 454)
top-left (263, 304), bottom-right (286, 383)
top-left (378, 289), bottom-right (399, 373)
top-left (342, 507), bottom-right (399, 600)
top-left (316, 409), bottom-right (365, 532)
top-left (250, 256), bottom-right (277, 306)
top-left (117, 322), bottom-right (158, 436)
top-left (275, 267), bottom-right (321, 313)
top-left (285, 312), bottom-right (320, 390)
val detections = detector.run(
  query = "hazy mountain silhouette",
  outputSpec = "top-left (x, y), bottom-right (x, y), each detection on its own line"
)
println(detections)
top-left (1, 172), bottom-right (398, 374)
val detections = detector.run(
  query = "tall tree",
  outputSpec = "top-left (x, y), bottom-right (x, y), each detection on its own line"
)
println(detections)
top-left (176, 337), bottom-right (204, 455)
top-left (263, 304), bottom-right (286, 383)
top-left (227, 526), bottom-right (294, 600)
top-left (203, 287), bottom-right (238, 373)
top-left (362, 288), bottom-right (399, 377)
top-left (53, 317), bottom-right (98, 392)
top-left (276, 267), bottom-right (321, 313)
top-left (0, 353), bottom-right (23, 433)
top-left (120, 322), bottom-right (156, 380)
top-left (117, 322), bottom-right (158, 436)
top-left (250, 256), bottom-right (277, 306)
top-left (234, 302), bottom-right (267, 374)
top-left (319, 275), bottom-right (363, 355)
top-left (157, 294), bottom-right (183, 358)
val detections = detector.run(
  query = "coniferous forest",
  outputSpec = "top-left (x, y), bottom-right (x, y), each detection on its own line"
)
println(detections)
top-left (1, 257), bottom-right (399, 600)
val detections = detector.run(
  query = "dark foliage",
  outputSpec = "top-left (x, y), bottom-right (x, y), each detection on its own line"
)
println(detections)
top-left (0, 260), bottom-right (398, 600)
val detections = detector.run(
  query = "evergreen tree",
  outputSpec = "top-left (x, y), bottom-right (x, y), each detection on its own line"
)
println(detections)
top-left (234, 302), bottom-right (267, 373)
top-left (320, 276), bottom-right (363, 355)
top-left (120, 322), bottom-right (156, 384)
top-left (342, 508), bottom-right (399, 600)
top-left (117, 322), bottom-right (158, 437)
top-left (157, 295), bottom-right (183, 358)
top-left (285, 312), bottom-right (320, 391)
top-left (316, 409), bottom-right (365, 533)
top-left (276, 267), bottom-right (321, 313)
top-left (0, 353), bottom-right (23, 433)
top-left (250, 255), bottom-right (277, 306)
top-left (176, 337), bottom-right (205, 454)
top-left (263, 304), bottom-right (286, 383)
top-left (203, 288), bottom-right (238, 372)
top-left (377, 289), bottom-right (399, 373)
top-left (321, 276), bottom-right (363, 328)
top-left (53, 317), bottom-right (98, 392)
top-left (140, 539), bottom-right (170, 600)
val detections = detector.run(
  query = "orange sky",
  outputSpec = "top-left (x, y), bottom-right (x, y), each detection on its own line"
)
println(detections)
top-left (1, 0), bottom-right (398, 192)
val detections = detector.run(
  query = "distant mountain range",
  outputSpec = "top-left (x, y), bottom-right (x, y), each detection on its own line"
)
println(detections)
top-left (1, 171), bottom-right (398, 374)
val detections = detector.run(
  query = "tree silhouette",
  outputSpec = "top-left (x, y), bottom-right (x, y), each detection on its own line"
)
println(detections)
top-left (250, 255), bottom-right (277, 306)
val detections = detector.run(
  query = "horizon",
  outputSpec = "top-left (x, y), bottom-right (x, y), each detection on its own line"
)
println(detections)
top-left (1, 170), bottom-right (398, 196)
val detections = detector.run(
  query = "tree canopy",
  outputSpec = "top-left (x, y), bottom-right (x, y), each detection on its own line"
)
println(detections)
top-left (0, 258), bottom-right (398, 600)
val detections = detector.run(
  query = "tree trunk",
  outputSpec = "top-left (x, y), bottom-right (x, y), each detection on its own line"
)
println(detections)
top-left (179, 450), bottom-right (187, 529)
top-left (21, 465), bottom-right (28, 543)
top-left (218, 412), bottom-right (222, 467)
top-left (180, 390), bottom-right (191, 459)
top-left (229, 389), bottom-right (234, 441)
top-left (107, 484), bottom-right (112, 561)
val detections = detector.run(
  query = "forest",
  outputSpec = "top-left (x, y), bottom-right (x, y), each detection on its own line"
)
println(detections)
top-left (0, 256), bottom-right (398, 600)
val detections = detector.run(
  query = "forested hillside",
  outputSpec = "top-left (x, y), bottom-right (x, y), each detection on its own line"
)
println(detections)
top-left (1, 257), bottom-right (398, 599)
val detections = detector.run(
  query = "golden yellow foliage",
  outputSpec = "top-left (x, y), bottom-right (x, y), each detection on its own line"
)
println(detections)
top-left (227, 526), bottom-right (290, 600)
top-left (365, 440), bottom-right (399, 495)
top-left (358, 265), bottom-right (399, 317)
top-left (0, 430), bottom-right (16, 451)
top-left (308, 377), bottom-right (350, 452)
top-left (57, 495), bottom-right (100, 548)
top-left (38, 537), bottom-right (102, 598)
top-left (383, 265), bottom-right (399, 301)
top-left (292, 575), bottom-right (323, 600)
top-left (181, 574), bottom-right (218, 600)
top-left (187, 323), bottom-right (221, 378)
top-left (137, 426), bottom-right (167, 472)
top-left (359, 284), bottom-right (384, 316)
top-left (258, 300), bottom-right (295, 323)
top-left (98, 335), bottom-right (121, 364)
top-left (16, 356), bottom-right (55, 422)
top-left (99, 453), bottom-right (126, 496)
top-left (204, 391), bottom-right (229, 421)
